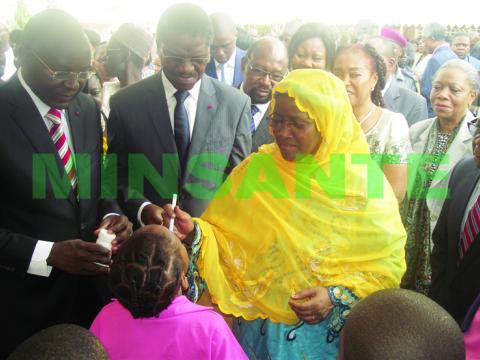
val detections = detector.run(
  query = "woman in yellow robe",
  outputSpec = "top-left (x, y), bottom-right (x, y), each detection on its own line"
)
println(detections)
top-left (165, 69), bottom-right (406, 359)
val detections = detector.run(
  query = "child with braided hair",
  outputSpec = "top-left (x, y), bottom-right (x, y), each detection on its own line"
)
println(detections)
top-left (333, 43), bottom-right (411, 203)
top-left (90, 225), bottom-right (247, 360)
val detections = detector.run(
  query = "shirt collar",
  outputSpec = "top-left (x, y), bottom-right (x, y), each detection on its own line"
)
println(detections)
top-left (161, 71), bottom-right (202, 102)
top-left (18, 68), bottom-right (51, 118)
top-left (255, 102), bottom-right (270, 113)
top-left (214, 47), bottom-right (237, 70)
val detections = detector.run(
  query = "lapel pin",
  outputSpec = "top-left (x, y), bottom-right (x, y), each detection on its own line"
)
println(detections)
top-left (74, 111), bottom-right (80, 117)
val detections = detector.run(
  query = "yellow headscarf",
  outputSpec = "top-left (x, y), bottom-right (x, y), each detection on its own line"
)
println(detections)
top-left (195, 69), bottom-right (406, 324)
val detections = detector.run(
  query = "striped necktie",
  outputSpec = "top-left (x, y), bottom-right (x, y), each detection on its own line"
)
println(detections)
top-left (46, 108), bottom-right (77, 195)
top-left (459, 194), bottom-right (480, 260)
top-left (250, 104), bottom-right (259, 133)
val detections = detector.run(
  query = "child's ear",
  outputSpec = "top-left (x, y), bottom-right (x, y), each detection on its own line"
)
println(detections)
top-left (181, 273), bottom-right (189, 292)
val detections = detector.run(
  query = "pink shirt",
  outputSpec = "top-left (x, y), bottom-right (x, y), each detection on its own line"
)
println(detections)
top-left (465, 307), bottom-right (480, 360)
top-left (90, 296), bottom-right (247, 360)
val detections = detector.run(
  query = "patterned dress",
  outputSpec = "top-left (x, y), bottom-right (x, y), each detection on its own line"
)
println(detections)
top-left (364, 109), bottom-right (411, 166)
top-left (401, 119), bottom-right (461, 294)
top-left (185, 224), bottom-right (359, 360)
top-left (232, 286), bottom-right (358, 360)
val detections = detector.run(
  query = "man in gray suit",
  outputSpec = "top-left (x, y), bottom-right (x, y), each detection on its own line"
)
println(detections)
top-left (107, 3), bottom-right (251, 225)
top-left (367, 36), bottom-right (428, 126)
top-left (240, 37), bottom-right (288, 153)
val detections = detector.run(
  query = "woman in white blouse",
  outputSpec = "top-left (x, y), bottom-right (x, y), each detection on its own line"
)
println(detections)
top-left (333, 43), bottom-right (411, 203)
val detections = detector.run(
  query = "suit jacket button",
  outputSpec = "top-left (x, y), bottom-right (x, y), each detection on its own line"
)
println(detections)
top-left (81, 223), bottom-right (86, 231)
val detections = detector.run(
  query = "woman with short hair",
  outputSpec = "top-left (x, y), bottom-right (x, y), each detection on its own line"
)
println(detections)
top-left (402, 59), bottom-right (479, 294)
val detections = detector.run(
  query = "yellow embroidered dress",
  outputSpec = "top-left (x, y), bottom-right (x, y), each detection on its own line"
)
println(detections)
top-left (188, 70), bottom-right (406, 359)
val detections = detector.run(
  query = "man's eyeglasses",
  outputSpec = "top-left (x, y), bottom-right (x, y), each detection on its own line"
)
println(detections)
top-left (247, 61), bottom-right (288, 83)
top-left (468, 117), bottom-right (480, 136)
top-left (160, 48), bottom-right (210, 67)
top-left (31, 50), bottom-right (94, 81)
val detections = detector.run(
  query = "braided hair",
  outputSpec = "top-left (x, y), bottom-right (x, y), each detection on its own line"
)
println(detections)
top-left (361, 43), bottom-right (387, 108)
top-left (336, 43), bottom-right (387, 108)
top-left (109, 227), bottom-right (185, 318)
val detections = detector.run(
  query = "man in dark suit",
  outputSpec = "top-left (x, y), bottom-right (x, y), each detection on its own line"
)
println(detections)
top-left (240, 37), bottom-right (288, 153)
top-left (421, 23), bottom-right (458, 117)
top-left (384, 81), bottom-right (428, 126)
top-left (205, 13), bottom-right (246, 88)
top-left (107, 3), bottom-right (251, 226)
top-left (366, 36), bottom-right (428, 126)
top-left (430, 120), bottom-right (480, 325)
top-left (0, 10), bottom-right (131, 357)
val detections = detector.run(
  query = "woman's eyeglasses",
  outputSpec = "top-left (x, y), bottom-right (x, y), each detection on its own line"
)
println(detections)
top-left (269, 117), bottom-right (312, 132)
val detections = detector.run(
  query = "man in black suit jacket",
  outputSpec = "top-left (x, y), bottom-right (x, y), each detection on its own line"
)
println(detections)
top-left (430, 124), bottom-right (480, 324)
top-left (205, 13), bottom-right (246, 88)
top-left (107, 4), bottom-right (251, 226)
top-left (0, 10), bottom-right (131, 357)
top-left (240, 37), bottom-right (288, 153)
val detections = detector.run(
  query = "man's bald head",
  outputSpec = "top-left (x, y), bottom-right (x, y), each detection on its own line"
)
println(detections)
top-left (339, 289), bottom-right (465, 360)
top-left (242, 37), bottom-right (288, 104)
top-left (18, 9), bottom-right (92, 109)
top-left (247, 36), bottom-right (288, 64)
top-left (21, 9), bottom-right (90, 58)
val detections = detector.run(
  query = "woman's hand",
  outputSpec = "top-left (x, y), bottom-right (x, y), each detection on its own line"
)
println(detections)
top-left (162, 204), bottom-right (195, 241)
top-left (288, 286), bottom-right (334, 324)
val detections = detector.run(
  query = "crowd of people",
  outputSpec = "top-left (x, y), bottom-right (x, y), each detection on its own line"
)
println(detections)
top-left (1, 4), bottom-right (480, 359)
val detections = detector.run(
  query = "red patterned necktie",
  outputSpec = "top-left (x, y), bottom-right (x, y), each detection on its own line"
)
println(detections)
top-left (459, 194), bottom-right (480, 260)
top-left (45, 108), bottom-right (77, 195)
